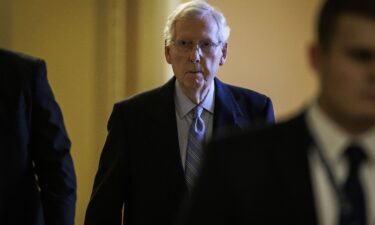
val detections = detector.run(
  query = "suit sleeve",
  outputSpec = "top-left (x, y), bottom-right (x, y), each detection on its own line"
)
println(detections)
top-left (264, 97), bottom-right (275, 123)
top-left (84, 104), bottom-right (129, 225)
top-left (30, 60), bottom-right (77, 225)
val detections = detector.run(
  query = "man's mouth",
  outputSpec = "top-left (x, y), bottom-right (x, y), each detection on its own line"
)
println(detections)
top-left (187, 71), bottom-right (203, 74)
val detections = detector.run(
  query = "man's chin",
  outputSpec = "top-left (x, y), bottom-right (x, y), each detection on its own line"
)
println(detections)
top-left (186, 74), bottom-right (204, 84)
top-left (185, 71), bottom-right (204, 78)
top-left (180, 79), bottom-right (204, 91)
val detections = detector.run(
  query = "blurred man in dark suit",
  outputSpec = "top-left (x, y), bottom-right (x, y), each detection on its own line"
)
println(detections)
top-left (84, 1), bottom-right (274, 225)
top-left (0, 49), bottom-right (76, 225)
top-left (183, 0), bottom-right (375, 225)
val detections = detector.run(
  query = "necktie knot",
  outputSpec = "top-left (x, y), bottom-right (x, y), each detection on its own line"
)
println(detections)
top-left (191, 106), bottom-right (205, 134)
top-left (344, 143), bottom-right (367, 171)
top-left (192, 106), bottom-right (204, 119)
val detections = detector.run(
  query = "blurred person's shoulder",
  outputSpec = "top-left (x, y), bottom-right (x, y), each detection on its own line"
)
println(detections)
top-left (206, 111), bottom-right (310, 159)
top-left (0, 48), bottom-right (43, 66)
top-left (0, 48), bottom-right (46, 91)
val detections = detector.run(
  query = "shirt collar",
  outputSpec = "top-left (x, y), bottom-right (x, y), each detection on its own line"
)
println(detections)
top-left (307, 102), bottom-right (375, 164)
top-left (174, 80), bottom-right (215, 119)
top-left (361, 126), bottom-right (375, 164)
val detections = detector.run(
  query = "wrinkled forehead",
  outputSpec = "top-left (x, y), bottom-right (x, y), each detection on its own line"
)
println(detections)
top-left (173, 15), bottom-right (220, 41)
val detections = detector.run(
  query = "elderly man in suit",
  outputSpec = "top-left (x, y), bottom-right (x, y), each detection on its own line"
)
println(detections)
top-left (183, 0), bottom-right (375, 225)
top-left (0, 48), bottom-right (76, 225)
top-left (84, 1), bottom-right (274, 225)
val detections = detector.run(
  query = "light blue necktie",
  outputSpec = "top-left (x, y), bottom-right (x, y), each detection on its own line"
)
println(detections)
top-left (185, 106), bottom-right (205, 192)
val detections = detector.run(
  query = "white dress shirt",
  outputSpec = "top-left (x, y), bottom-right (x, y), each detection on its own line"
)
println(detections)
top-left (306, 103), bottom-right (375, 225)
top-left (174, 80), bottom-right (215, 169)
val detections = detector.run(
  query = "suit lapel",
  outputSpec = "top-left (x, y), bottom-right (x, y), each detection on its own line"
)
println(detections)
top-left (150, 77), bottom-right (187, 192)
top-left (212, 78), bottom-right (248, 137)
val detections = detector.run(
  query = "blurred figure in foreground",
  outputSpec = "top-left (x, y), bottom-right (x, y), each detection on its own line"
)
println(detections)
top-left (0, 48), bottom-right (76, 225)
top-left (183, 0), bottom-right (375, 225)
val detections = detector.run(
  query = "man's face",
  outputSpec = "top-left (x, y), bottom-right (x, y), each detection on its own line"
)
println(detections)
top-left (312, 14), bottom-right (375, 133)
top-left (165, 15), bottom-right (227, 96)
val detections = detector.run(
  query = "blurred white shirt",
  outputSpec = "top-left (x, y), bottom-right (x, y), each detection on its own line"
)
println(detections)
top-left (307, 103), bottom-right (375, 225)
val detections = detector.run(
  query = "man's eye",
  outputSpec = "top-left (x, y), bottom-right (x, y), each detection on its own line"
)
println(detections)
top-left (178, 40), bottom-right (189, 47)
top-left (348, 49), bottom-right (374, 63)
top-left (200, 42), bottom-right (212, 48)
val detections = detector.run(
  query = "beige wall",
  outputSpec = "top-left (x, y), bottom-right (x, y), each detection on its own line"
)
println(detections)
top-left (0, 0), bottom-right (322, 224)
top-left (210, 0), bottom-right (322, 119)
top-left (126, 0), bottom-right (177, 96)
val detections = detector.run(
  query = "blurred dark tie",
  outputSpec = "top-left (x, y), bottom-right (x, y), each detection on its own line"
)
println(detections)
top-left (339, 143), bottom-right (368, 225)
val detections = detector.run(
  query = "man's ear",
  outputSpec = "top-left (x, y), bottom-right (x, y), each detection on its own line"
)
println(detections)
top-left (309, 42), bottom-right (323, 74)
top-left (219, 42), bottom-right (228, 66)
top-left (165, 41), bottom-right (172, 64)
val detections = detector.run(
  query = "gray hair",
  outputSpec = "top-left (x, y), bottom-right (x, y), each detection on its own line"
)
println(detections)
top-left (164, 0), bottom-right (230, 46)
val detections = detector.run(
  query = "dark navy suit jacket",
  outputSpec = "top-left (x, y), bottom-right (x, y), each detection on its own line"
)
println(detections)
top-left (0, 49), bottom-right (76, 225)
top-left (84, 77), bottom-right (274, 225)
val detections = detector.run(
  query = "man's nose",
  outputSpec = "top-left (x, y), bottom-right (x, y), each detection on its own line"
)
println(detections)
top-left (189, 45), bottom-right (201, 63)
